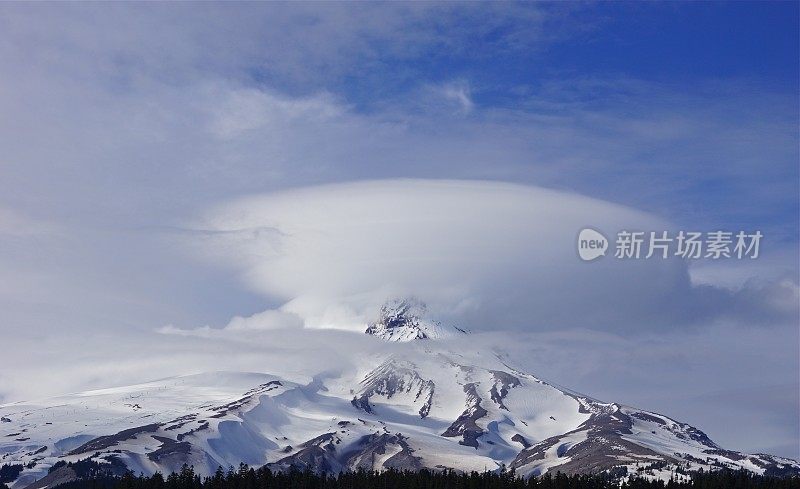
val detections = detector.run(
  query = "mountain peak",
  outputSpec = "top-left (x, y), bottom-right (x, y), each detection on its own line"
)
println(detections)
top-left (2, 333), bottom-right (797, 483)
top-left (365, 298), bottom-right (466, 342)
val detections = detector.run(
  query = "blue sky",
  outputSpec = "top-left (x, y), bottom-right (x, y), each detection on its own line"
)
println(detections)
top-left (236, 1), bottom-right (800, 250)
top-left (254, 3), bottom-right (800, 97)
top-left (0, 2), bottom-right (797, 458)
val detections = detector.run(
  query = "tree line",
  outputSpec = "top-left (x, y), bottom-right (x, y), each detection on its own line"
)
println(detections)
top-left (3, 462), bottom-right (796, 489)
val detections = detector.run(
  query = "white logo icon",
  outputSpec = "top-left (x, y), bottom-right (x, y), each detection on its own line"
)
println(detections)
top-left (578, 228), bottom-right (608, 261)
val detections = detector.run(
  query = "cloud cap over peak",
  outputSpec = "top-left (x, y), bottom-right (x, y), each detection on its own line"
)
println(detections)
top-left (186, 178), bottom-right (780, 334)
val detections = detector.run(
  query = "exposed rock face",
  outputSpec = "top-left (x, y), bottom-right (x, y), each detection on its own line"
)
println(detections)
top-left (507, 400), bottom-right (796, 478)
top-left (344, 433), bottom-right (423, 471)
top-left (441, 383), bottom-right (488, 448)
top-left (147, 436), bottom-right (193, 465)
top-left (365, 298), bottom-right (465, 342)
top-left (511, 404), bottom-right (671, 476)
top-left (269, 433), bottom-right (342, 473)
top-left (511, 434), bottom-right (530, 449)
top-left (488, 371), bottom-right (521, 411)
top-left (270, 431), bottom-right (423, 473)
top-left (351, 359), bottom-right (435, 419)
top-left (68, 424), bottom-right (161, 455)
top-left (22, 466), bottom-right (76, 489)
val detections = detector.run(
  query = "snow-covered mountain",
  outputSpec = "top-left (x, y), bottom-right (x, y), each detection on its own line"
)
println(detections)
top-left (1, 300), bottom-right (797, 487)
top-left (364, 298), bottom-right (466, 342)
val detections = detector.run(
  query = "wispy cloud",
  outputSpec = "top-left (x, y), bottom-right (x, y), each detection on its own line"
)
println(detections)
top-left (157, 308), bottom-right (304, 338)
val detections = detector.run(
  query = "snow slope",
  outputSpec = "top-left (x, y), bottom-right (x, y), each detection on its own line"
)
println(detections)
top-left (1, 301), bottom-right (797, 486)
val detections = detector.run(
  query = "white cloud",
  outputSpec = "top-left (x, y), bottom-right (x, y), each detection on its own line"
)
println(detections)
top-left (224, 308), bottom-right (304, 331)
top-left (187, 179), bottom-right (797, 334)
top-left (207, 87), bottom-right (346, 140)
top-left (158, 308), bottom-right (304, 338)
top-left (190, 179), bottom-right (670, 331)
top-left (0, 3), bottom-right (550, 92)
top-left (440, 82), bottom-right (474, 113)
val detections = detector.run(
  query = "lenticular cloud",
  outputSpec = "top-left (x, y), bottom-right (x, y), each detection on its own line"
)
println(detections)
top-left (191, 179), bottom-right (695, 332)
